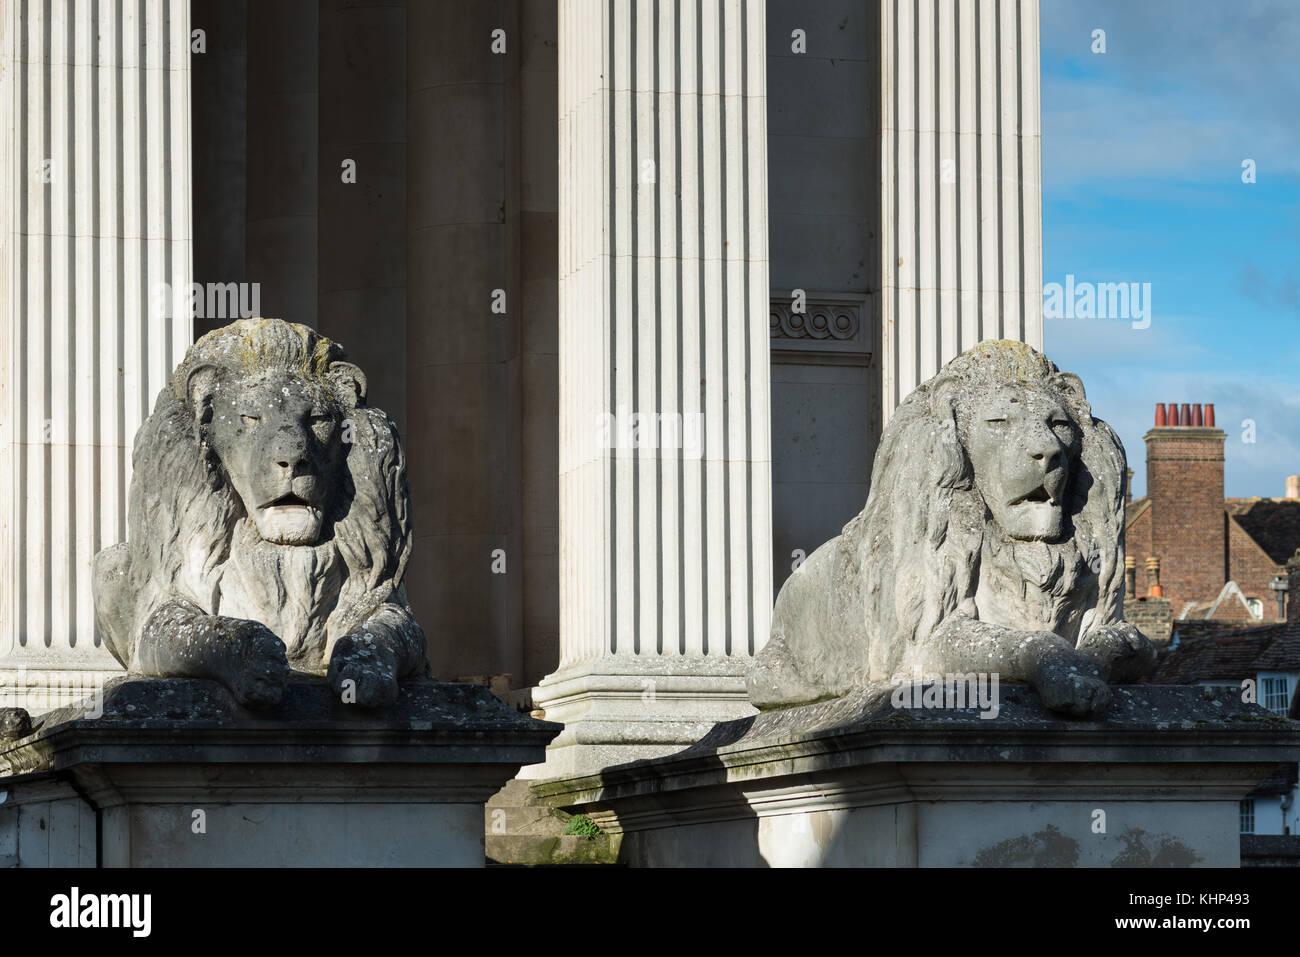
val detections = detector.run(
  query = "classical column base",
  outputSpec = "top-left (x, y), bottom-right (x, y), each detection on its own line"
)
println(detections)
top-left (519, 655), bottom-right (758, 780)
top-left (0, 645), bottom-right (124, 716)
top-left (0, 676), bottom-right (559, 867)
top-left (535, 684), bottom-right (1300, 867)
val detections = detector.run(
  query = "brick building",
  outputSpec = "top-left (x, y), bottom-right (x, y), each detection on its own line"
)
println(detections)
top-left (1125, 402), bottom-right (1300, 625)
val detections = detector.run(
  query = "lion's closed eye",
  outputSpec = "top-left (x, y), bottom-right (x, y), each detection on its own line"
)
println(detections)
top-left (309, 414), bottom-right (335, 441)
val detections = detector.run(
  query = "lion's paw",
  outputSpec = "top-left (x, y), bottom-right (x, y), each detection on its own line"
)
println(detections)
top-left (225, 620), bottom-right (289, 709)
top-left (1033, 657), bottom-right (1112, 717)
top-left (328, 633), bottom-right (399, 709)
top-left (1077, 623), bottom-right (1157, 684)
top-left (0, 707), bottom-right (32, 741)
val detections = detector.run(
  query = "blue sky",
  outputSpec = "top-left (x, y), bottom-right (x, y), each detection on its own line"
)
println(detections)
top-left (1040, 0), bottom-right (1300, 498)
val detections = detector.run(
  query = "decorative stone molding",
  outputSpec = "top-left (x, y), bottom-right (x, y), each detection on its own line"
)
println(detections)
top-left (769, 292), bottom-right (871, 364)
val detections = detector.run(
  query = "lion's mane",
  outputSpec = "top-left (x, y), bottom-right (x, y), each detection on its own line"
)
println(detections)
top-left (97, 319), bottom-right (413, 673)
top-left (847, 340), bottom-right (1127, 679)
top-left (749, 340), bottom-right (1128, 706)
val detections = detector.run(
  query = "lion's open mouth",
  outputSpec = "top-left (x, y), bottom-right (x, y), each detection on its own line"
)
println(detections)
top-left (255, 492), bottom-right (325, 545)
top-left (1012, 484), bottom-right (1056, 506)
top-left (263, 492), bottom-right (316, 510)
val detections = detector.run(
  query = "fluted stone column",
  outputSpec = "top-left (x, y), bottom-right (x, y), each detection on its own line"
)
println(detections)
top-left (529, 0), bottom-right (773, 777)
top-left (879, 0), bottom-right (1043, 418)
top-left (0, 0), bottom-right (192, 712)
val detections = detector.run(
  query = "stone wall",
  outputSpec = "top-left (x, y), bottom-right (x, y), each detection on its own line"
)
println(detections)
top-left (766, 1), bottom-right (878, 591)
top-left (1124, 596), bottom-right (1172, 644)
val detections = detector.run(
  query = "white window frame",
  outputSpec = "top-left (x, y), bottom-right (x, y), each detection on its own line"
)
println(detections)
top-left (1260, 674), bottom-right (1292, 717)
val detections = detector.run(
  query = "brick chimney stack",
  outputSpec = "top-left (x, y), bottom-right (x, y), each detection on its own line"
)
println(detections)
top-left (1143, 402), bottom-right (1226, 612)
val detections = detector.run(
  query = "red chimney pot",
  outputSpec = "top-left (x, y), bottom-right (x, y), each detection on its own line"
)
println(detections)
top-left (1204, 404), bottom-right (1215, 428)
top-left (1168, 403), bottom-right (1180, 426)
top-left (1191, 404), bottom-right (1204, 427)
top-left (1180, 403), bottom-right (1192, 427)
top-left (1154, 403), bottom-right (1166, 426)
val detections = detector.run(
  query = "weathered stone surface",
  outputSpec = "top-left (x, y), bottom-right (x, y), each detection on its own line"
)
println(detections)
top-left (748, 340), bottom-right (1156, 717)
top-left (484, 780), bottom-right (622, 866)
top-left (708, 682), bottom-right (1290, 745)
top-left (0, 674), bottom-right (559, 778)
top-left (0, 708), bottom-right (31, 742)
top-left (0, 679), bottom-right (560, 867)
top-left (0, 675), bottom-right (561, 867)
top-left (92, 318), bottom-right (426, 712)
top-left (536, 685), bottom-right (1300, 868)
top-left (544, 684), bottom-right (1295, 786)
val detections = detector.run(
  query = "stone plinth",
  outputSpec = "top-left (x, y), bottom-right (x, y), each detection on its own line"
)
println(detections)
top-left (0, 676), bottom-right (559, 867)
top-left (534, 685), bottom-right (1300, 867)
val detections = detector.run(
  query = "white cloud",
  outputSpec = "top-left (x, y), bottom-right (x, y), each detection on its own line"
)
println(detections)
top-left (1041, 0), bottom-right (1300, 187)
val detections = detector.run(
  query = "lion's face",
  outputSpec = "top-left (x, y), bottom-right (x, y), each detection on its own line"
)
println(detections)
top-left (205, 371), bottom-right (348, 546)
top-left (965, 383), bottom-right (1079, 542)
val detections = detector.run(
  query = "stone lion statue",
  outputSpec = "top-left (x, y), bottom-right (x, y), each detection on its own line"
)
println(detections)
top-left (748, 340), bottom-right (1156, 717)
top-left (93, 318), bottom-right (426, 709)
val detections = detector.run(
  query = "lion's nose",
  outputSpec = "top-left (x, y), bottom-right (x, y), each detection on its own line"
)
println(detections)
top-left (274, 452), bottom-right (308, 475)
top-left (269, 431), bottom-right (310, 476)
top-left (1031, 448), bottom-right (1060, 471)
top-left (1027, 430), bottom-right (1061, 468)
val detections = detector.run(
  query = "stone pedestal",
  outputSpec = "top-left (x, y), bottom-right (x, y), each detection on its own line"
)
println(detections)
top-left (0, 677), bottom-right (558, 867)
top-left (535, 685), bottom-right (1300, 867)
top-left (524, 656), bottom-right (757, 779)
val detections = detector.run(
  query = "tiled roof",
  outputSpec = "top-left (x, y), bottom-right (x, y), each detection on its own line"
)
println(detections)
top-left (1147, 624), bottom-right (1285, 684)
top-left (1249, 762), bottom-right (1299, 798)
top-left (1225, 498), bottom-right (1300, 564)
top-left (1253, 623), bottom-right (1300, 671)
top-left (1171, 619), bottom-right (1269, 643)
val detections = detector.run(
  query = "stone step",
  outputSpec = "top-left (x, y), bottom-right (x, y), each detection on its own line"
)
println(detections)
top-left (485, 834), bottom-right (621, 867)
top-left (484, 777), bottom-right (621, 866)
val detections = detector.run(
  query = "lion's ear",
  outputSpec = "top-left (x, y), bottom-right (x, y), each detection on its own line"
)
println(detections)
top-left (1050, 371), bottom-right (1087, 402)
top-left (930, 376), bottom-right (961, 419)
top-left (1050, 371), bottom-right (1092, 417)
top-left (329, 361), bottom-right (367, 408)
top-left (184, 363), bottom-right (220, 423)
top-left (928, 376), bottom-right (972, 490)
